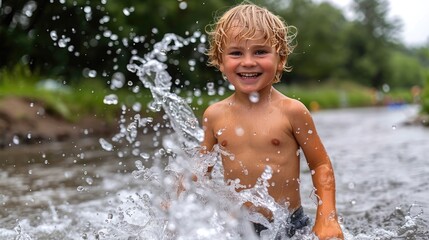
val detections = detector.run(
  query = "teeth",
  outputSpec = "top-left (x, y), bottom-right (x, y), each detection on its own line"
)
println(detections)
top-left (240, 73), bottom-right (259, 77)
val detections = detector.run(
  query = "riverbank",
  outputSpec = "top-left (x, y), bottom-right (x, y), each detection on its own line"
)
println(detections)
top-left (0, 96), bottom-right (116, 148)
top-left (0, 78), bottom-right (425, 147)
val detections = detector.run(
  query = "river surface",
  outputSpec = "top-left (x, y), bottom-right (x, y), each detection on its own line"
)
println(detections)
top-left (1, 104), bottom-right (428, 239)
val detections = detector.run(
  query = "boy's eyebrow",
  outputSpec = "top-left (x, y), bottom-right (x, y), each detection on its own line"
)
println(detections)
top-left (225, 44), bottom-right (271, 50)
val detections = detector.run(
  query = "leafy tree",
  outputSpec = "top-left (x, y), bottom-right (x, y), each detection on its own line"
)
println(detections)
top-left (0, 0), bottom-right (232, 86)
top-left (387, 50), bottom-right (425, 88)
top-left (277, 0), bottom-right (349, 82)
top-left (345, 0), bottom-right (400, 88)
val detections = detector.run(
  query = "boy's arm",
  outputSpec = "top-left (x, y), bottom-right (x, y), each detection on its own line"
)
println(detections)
top-left (200, 107), bottom-right (218, 175)
top-left (289, 101), bottom-right (343, 240)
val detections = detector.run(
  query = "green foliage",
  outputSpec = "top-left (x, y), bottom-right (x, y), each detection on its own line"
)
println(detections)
top-left (0, 64), bottom-right (125, 122)
top-left (275, 80), bottom-right (372, 109)
top-left (344, 0), bottom-right (400, 88)
top-left (278, 0), bottom-right (349, 81)
top-left (387, 50), bottom-right (425, 88)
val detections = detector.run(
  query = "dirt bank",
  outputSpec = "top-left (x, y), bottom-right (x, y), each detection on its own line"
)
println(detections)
top-left (0, 96), bottom-right (117, 148)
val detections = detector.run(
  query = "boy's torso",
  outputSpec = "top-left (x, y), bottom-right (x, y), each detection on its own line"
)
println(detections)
top-left (211, 94), bottom-right (303, 216)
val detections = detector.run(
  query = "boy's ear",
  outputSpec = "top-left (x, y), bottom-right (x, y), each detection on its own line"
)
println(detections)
top-left (219, 63), bottom-right (224, 73)
top-left (277, 59), bottom-right (285, 71)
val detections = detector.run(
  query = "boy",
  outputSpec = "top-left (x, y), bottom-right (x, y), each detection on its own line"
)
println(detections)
top-left (202, 2), bottom-right (344, 239)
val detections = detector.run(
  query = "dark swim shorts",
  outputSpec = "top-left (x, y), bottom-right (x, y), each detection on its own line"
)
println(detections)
top-left (252, 206), bottom-right (310, 238)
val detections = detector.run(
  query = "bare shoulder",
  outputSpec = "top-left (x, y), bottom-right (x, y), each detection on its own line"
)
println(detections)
top-left (202, 96), bottom-right (233, 120)
top-left (274, 91), bottom-right (313, 125)
top-left (274, 91), bottom-right (309, 114)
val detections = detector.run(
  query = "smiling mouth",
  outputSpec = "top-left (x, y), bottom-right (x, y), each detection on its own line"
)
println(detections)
top-left (238, 73), bottom-right (261, 78)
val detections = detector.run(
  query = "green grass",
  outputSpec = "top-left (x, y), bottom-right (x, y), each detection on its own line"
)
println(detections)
top-left (275, 80), bottom-right (414, 111)
top-left (0, 65), bottom-right (136, 122)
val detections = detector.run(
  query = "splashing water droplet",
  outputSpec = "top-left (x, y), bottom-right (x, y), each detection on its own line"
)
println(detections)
top-left (235, 127), bottom-right (244, 136)
top-left (103, 94), bottom-right (118, 105)
top-left (50, 30), bottom-right (58, 41)
top-left (12, 135), bottom-right (20, 145)
top-left (110, 72), bottom-right (125, 89)
top-left (86, 177), bottom-right (93, 185)
top-left (132, 102), bottom-right (142, 112)
top-left (216, 128), bottom-right (225, 136)
top-left (99, 138), bottom-right (113, 151)
top-left (249, 92), bottom-right (259, 103)
top-left (179, 2), bottom-right (188, 10)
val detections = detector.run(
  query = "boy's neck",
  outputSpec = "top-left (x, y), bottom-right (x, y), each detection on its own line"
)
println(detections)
top-left (232, 85), bottom-right (274, 107)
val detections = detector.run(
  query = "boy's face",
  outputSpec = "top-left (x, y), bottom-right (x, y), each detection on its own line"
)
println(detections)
top-left (219, 28), bottom-right (284, 94)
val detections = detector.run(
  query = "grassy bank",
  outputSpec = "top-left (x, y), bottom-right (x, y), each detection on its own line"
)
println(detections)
top-left (276, 80), bottom-right (415, 111)
top-left (0, 65), bottom-right (135, 122)
top-left (0, 65), bottom-right (418, 122)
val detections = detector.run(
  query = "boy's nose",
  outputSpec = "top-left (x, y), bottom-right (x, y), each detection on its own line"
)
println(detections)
top-left (241, 54), bottom-right (256, 67)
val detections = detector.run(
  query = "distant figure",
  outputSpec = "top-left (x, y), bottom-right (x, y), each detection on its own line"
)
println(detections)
top-left (201, 2), bottom-right (344, 239)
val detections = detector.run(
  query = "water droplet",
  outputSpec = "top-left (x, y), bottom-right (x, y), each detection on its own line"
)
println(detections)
top-left (77, 186), bottom-right (85, 192)
top-left (132, 102), bottom-right (142, 112)
top-left (392, 125), bottom-right (397, 130)
top-left (216, 128), bottom-right (225, 136)
top-left (123, 8), bottom-right (131, 16)
top-left (179, 2), bottom-right (188, 10)
top-left (140, 152), bottom-right (150, 160)
top-left (50, 30), bottom-right (58, 41)
top-left (235, 127), bottom-right (244, 136)
top-left (99, 138), bottom-right (113, 151)
top-left (249, 92), bottom-right (259, 103)
top-left (12, 135), bottom-right (20, 145)
top-left (103, 94), bottom-right (118, 105)
top-left (110, 72), bottom-right (125, 89)
top-left (307, 130), bottom-right (313, 134)
top-left (86, 177), bottom-right (93, 185)
top-left (382, 84), bottom-right (390, 93)
top-left (88, 70), bottom-right (97, 78)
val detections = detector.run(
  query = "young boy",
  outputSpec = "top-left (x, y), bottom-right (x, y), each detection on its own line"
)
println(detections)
top-left (202, 2), bottom-right (344, 239)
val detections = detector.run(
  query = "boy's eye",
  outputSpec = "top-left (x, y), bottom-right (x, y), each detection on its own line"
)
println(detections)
top-left (229, 51), bottom-right (241, 56)
top-left (255, 50), bottom-right (268, 55)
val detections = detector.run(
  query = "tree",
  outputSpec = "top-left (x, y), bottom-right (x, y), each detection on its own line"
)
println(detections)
top-left (252, 0), bottom-right (349, 83)
top-left (0, 0), bottom-right (232, 86)
top-left (345, 0), bottom-right (400, 88)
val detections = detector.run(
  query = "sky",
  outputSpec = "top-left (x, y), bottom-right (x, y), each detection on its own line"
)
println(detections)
top-left (316, 0), bottom-right (429, 47)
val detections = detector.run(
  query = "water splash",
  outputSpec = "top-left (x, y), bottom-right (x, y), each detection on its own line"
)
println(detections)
top-left (91, 32), bottom-right (303, 239)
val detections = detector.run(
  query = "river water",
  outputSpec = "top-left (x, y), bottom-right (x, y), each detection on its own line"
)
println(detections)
top-left (1, 104), bottom-right (428, 239)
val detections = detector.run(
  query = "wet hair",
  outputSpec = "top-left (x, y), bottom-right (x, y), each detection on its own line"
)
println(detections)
top-left (206, 2), bottom-right (297, 83)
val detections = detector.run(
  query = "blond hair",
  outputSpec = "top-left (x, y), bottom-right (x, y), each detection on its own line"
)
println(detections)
top-left (206, 2), bottom-right (297, 83)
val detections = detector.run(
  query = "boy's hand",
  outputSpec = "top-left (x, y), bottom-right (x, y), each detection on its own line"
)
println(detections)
top-left (313, 218), bottom-right (344, 240)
